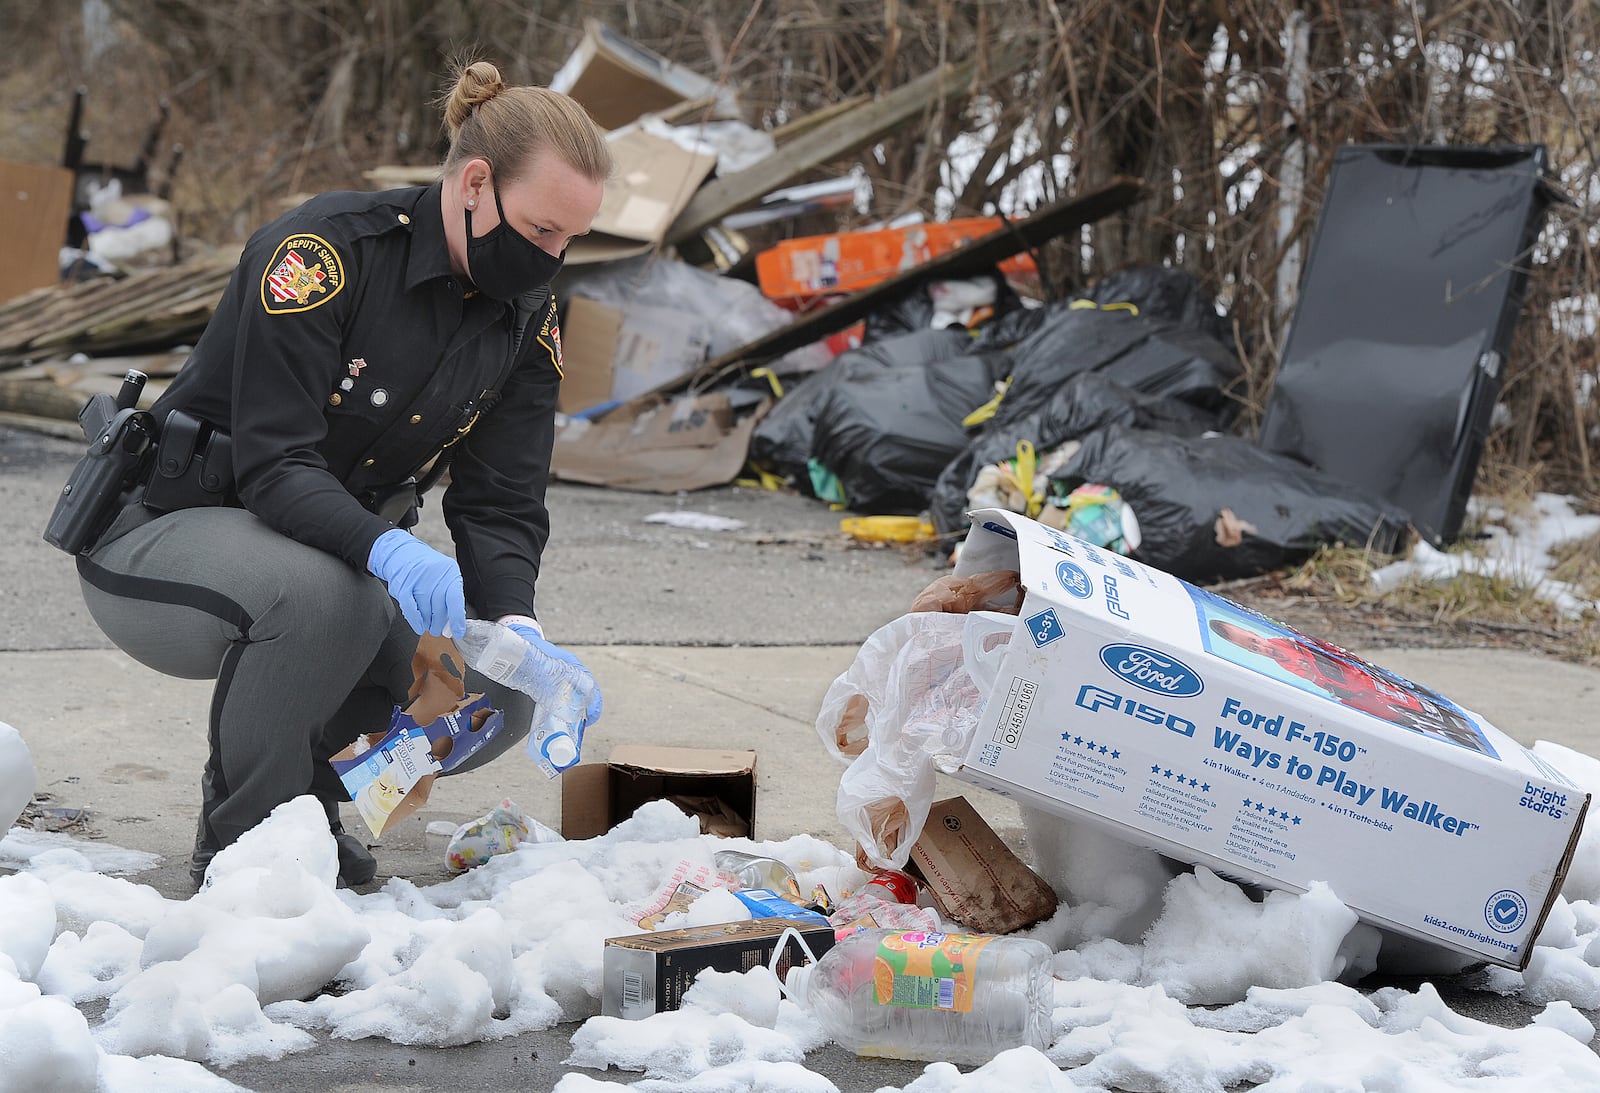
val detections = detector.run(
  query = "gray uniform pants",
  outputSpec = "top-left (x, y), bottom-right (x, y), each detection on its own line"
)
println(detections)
top-left (77, 501), bottom-right (534, 855)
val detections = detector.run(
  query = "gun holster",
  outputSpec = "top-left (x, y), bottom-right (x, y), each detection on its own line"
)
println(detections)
top-left (42, 394), bottom-right (157, 555)
top-left (141, 409), bottom-right (235, 515)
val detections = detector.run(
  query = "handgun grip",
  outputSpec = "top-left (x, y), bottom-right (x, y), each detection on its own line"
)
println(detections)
top-left (77, 392), bottom-right (117, 443)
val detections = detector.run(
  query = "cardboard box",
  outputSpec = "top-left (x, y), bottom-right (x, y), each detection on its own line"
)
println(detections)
top-left (556, 294), bottom-right (715, 413)
top-left (330, 636), bottom-right (505, 838)
top-left (563, 745), bottom-right (757, 839)
top-left (551, 19), bottom-right (741, 133)
top-left (909, 796), bottom-right (1059, 935)
top-left (0, 160), bottom-right (75, 304)
top-left (754, 218), bottom-right (1038, 307)
top-left (602, 918), bottom-right (835, 1019)
top-left (950, 508), bottom-right (1588, 969)
top-left (555, 296), bottom-right (622, 414)
top-left (566, 126), bottom-right (718, 266)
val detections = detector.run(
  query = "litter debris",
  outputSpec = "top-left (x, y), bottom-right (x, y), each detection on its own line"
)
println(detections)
top-left (1053, 425), bottom-right (1415, 581)
top-left (936, 509), bottom-right (1588, 970)
top-left (445, 798), bottom-right (562, 873)
top-left (755, 218), bottom-right (1036, 309)
top-left (643, 511), bottom-right (747, 532)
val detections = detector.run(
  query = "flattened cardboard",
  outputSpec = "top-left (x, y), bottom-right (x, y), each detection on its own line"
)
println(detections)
top-left (908, 796), bottom-right (1059, 935)
top-left (601, 918), bottom-right (834, 1019)
top-left (330, 635), bottom-right (505, 838)
top-left (550, 392), bottom-right (769, 493)
top-left (556, 296), bottom-right (622, 414)
top-left (555, 293), bottom-right (717, 414)
top-left (0, 160), bottom-right (75, 304)
top-left (951, 508), bottom-right (1588, 969)
top-left (563, 745), bottom-right (757, 840)
top-left (566, 127), bottom-right (718, 266)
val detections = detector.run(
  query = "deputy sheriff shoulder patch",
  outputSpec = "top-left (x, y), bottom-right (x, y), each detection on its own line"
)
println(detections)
top-left (260, 233), bottom-right (346, 315)
top-left (536, 306), bottom-right (564, 377)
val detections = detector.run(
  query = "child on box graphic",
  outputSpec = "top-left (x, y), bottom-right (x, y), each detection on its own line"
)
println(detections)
top-left (1195, 589), bottom-right (1492, 756)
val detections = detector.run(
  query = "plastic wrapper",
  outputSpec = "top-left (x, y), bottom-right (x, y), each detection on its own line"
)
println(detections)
top-left (1053, 424), bottom-right (1415, 582)
top-left (930, 372), bottom-right (1228, 538)
top-left (815, 611), bottom-right (1014, 869)
top-left (908, 570), bottom-right (1024, 615)
top-left (445, 798), bottom-right (561, 873)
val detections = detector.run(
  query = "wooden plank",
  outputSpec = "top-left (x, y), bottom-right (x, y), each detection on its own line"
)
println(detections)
top-left (767, 95), bottom-right (871, 144)
top-left (621, 176), bottom-right (1147, 406)
top-left (663, 52), bottom-right (1024, 245)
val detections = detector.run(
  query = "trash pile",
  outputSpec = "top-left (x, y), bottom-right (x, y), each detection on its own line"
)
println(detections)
top-left (0, 24), bottom-right (1562, 587)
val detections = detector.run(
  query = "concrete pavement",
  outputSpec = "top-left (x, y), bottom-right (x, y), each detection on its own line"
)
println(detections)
top-left (10, 641), bottom-right (1600, 904)
top-left (7, 418), bottom-right (1600, 1088)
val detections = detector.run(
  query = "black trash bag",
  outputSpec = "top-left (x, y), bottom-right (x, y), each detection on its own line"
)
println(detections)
top-left (1051, 425), bottom-right (1415, 583)
top-left (862, 270), bottom-right (1029, 344)
top-left (809, 347), bottom-right (1013, 514)
top-left (748, 329), bottom-right (974, 489)
top-left (999, 305), bottom-right (1244, 427)
top-left (971, 303), bottom-right (1049, 350)
top-left (1074, 264), bottom-right (1233, 345)
top-left (929, 373), bottom-right (1226, 537)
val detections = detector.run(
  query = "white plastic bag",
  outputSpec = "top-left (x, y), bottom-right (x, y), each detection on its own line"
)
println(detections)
top-left (816, 612), bottom-right (1014, 869)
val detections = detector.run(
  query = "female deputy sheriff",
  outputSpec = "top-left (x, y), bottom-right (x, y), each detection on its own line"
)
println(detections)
top-left (69, 61), bottom-right (611, 889)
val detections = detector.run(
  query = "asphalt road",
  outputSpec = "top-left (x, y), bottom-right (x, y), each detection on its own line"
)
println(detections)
top-left (0, 419), bottom-right (948, 654)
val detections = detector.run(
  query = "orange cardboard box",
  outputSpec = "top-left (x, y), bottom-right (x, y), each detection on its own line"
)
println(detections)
top-left (756, 218), bottom-right (1037, 306)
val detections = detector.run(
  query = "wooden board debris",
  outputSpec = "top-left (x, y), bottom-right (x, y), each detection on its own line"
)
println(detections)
top-left (0, 251), bottom-right (237, 369)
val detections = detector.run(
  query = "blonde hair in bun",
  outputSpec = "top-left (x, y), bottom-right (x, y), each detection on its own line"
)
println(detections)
top-left (440, 59), bottom-right (611, 183)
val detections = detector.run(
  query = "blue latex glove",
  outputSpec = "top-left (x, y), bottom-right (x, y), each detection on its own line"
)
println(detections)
top-left (508, 622), bottom-right (603, 727)
top-left (368, 529), bottom-right (467, 638)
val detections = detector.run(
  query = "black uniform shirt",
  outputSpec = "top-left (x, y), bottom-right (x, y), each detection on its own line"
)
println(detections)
top-left (151, 183), bottom-right (563, 620)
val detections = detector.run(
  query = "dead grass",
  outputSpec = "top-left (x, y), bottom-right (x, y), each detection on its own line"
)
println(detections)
top-left (1229, 514), bottom-right (1600, 668)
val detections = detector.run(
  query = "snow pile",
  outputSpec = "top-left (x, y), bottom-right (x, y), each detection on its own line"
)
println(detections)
top-left (4, 730), bottom-right (1600, 1089)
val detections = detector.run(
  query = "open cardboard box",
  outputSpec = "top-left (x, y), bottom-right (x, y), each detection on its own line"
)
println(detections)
top-left (949, 508), bottom-right (1588, 969)
top-left (550, 19), bottom-right (741, 133)
top-left (330, 636), bottom-right (505, 839)
top-left (563, 745), bottom-right (757, 840)
top-left (564, 125), bottom-right (717, 267)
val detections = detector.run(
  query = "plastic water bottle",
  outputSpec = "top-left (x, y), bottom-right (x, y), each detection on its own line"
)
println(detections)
top-left (785, 928), bottom-right (1054, 1065)
top-left (714, 849), bottom-right (803, 898)
top-left (454, 619), bottom-right (594, 779)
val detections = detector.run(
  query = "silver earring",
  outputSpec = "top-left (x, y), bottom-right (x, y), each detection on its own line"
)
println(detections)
top-left (467, 199), bottom-right (476, 208)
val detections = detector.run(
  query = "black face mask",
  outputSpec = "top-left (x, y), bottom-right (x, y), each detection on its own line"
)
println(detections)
top-left (464, 176), bottom-right (564, 300)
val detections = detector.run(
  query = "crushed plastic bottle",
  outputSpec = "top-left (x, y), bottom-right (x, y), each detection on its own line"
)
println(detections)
top-left (453, 619), bottom-right (597, 778)
top-left (784, 928), bottom-right (1053, 1065)
top-left (714, 849), bottom-right (805, 903)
